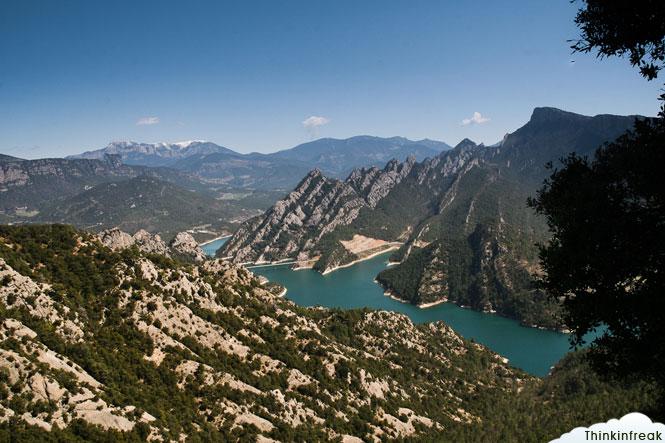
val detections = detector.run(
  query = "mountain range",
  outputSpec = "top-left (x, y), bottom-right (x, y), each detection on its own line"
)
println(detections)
top-left (0, 154), bottom-right (273, 241)
top-left (220, 107), bottom-right (640, 329)
top-left (0, 135), bottom-right (452, 238)
top-left (68, 137), bottom-right (451, 189)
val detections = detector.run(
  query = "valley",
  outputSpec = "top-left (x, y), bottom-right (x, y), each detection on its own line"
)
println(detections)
top-left (202, 237), bottom-right (584, 376)
top-left (3, 1), bottom-right (663, 439)
top-left (0, 108), bottom-right (657, 439)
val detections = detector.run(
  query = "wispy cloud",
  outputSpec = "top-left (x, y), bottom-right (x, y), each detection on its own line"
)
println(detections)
top-left (461, 112), bottom-right (490, 126)
top-left (302, 115), bottom-right (330, 138)
top-left (136, 116), bottom-right (160, 126)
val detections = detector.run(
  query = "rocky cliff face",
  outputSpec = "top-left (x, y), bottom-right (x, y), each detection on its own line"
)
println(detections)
top-left (133, 229), bottom-right (171, 256)
top-left (375, 109), bottom-right (636, 323)
top-left (221, 158), bottom-right (415, 264)
top-left (0, 224), bottom-right (527, 441)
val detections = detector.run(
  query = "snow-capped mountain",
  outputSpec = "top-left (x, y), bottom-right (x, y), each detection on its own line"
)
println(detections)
top-left (67, 136), bottom-right (452, 189)
top-left (69, 141), bottom-right (238, 167)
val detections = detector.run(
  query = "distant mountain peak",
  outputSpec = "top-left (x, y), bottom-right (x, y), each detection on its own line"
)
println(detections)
top-left (105, 140), bottom-right (210, 149)
top-left (161, 140), bottom-right (208, 148)
top-left (69, 140), bottom-right (237, 168)
top-left (307, 168), bottom-right (323, 178)
top-left (529, 107), bottom-right (589, 123)
top-left (454, 138), bottom-right (478, 150)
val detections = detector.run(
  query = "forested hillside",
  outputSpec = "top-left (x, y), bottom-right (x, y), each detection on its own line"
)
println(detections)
top-left (0, 225), bottom-right (656, 441)
top-left (36, 176), bottom-right (261, 241)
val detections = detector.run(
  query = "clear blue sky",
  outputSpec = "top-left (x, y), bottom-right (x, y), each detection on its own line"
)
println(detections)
top-left (0, 0), bottom-right (661, 158)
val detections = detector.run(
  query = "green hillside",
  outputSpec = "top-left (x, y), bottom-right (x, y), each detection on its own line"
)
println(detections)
top-left (36, 176), bottom-right (260, 241)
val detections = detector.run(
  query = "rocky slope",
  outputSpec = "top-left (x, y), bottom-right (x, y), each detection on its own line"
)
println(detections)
top-left (0, 224), bottom-right (533, 441)
top-left (0, 155), bottom-right (133, 210)
top-left (221, 108), bottom-right (639, 328)
top-left (375, 108), bottom-right (636, 327)
top-left (220, 158), bottom-right (415, 265)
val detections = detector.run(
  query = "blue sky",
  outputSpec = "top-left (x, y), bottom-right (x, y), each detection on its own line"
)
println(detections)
top-left (0, 0), bottom-right (661, 158)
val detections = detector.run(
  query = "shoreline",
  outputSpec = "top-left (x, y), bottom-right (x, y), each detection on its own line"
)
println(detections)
top-left (291, 262), bottom-right (317, 271)
top-left (379, 286), bottom-right (408, 303)
top-left (199, 234), bottom-right (232, 247)
top-left (384, 291), bottom-right (410, 304)
top-left (417, 299), bottom-right (447, 309)
top-left (378, 282), bottom-right (447, 309)
top-left (321, 245), bottom-right (400, 275)
top-left (246, 260), bottom-right (297, 269)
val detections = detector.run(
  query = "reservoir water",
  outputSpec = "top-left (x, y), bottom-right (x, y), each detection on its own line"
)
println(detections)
top-left (201, 236), bottom-right (231, 257)
top-left (202, 237), bottom-right (575, 377)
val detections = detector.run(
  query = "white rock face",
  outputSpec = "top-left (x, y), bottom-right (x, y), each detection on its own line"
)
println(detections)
top-left (133, 229), bottom-right (169, 255)
top-left (98, 228), bottom-right (135, 251)
top-left (97, 228), bottom-right (206, 262)
top-left (0, 259), bottom-right (85, 341)
top-left (0, 319), bottom-right (144, 433)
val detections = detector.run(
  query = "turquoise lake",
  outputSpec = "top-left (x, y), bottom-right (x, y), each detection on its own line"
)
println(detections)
top-left (201, 236), bottom-right (231, 257)
top-left (202, 237), bottom-right (575, 377)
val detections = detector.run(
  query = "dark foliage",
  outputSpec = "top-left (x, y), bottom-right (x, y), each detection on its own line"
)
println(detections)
top-left (529, 118), bottom-right (665, 416)
top-left (571, 0), bottom-right (665, 81)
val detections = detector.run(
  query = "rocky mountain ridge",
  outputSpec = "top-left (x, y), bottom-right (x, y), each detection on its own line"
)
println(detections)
top-left (1, 154), bottom-right (131, 209)
top-left (220, 157), bottom-right (415, 264)
top-left (0, 154), bottom-right (203, 212)
top-left (66, 136), bottom-right (450, 190)
top-left (220, 108), bottom-right (639, 328)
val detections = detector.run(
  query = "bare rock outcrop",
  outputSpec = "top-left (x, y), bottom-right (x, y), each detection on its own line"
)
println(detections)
top-left (133, 229), bottom-right (169, 255)
top-left (99, 227), bottom-right (135, 251)
top-left (0, 225), bottom-right (529, 441)
top-left (169, 231), bottom-right (206, 262)
top-left (98, 228), bottom-right (204, 262)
